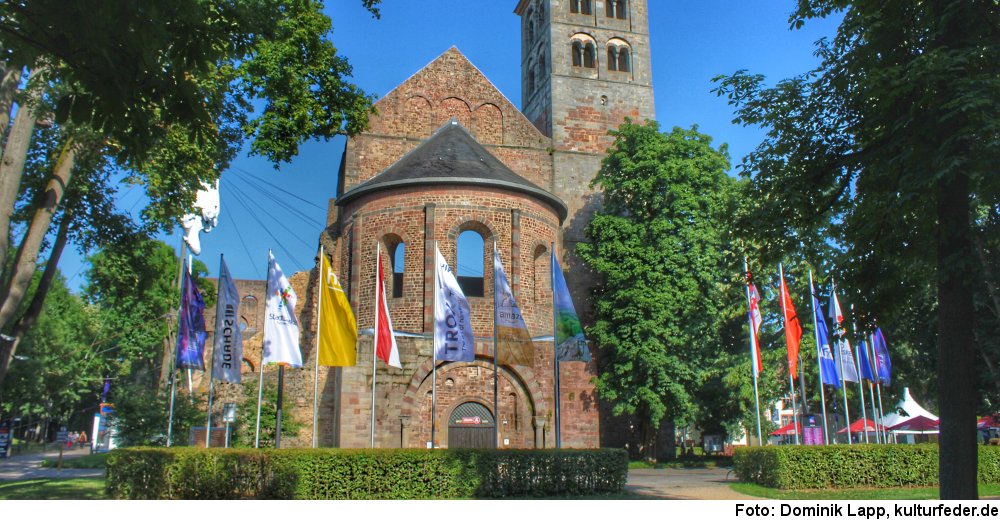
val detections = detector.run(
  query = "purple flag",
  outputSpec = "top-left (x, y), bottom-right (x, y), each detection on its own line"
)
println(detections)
top-left (872, 327), bottom-right (892, 386)
top-left (176, 266), bottom-right (207, 370)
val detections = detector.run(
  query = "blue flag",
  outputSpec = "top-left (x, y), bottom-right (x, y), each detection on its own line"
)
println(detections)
top-left (813, 297), bottom-right (840, 388)
top-left (552, 251), bottom-right (591, 362)
top-left (872, 327), bottom-right (892, 386)
top-left (176, 266), bottom-right (207, 370)
top-left (857, 338), bottom-right (876, 382)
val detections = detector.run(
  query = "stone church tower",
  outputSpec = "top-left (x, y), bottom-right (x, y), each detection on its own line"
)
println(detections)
top-left (516, 0), bottom-right (655, 245)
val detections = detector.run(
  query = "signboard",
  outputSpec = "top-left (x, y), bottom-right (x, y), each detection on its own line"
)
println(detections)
top-left (56, 427), bottom-right (68, 443)
top-left (459, 416), bottom-right (482, 425)
top-left (0, 423), bottom-right (10, 459)
top-left (803, 426), bottom-right (825, 445)
top-left (100, 403), bottom-right (115, 415)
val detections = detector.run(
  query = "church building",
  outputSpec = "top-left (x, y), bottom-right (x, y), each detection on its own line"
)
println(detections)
top-left (209, 0), bottom-right (657, 451)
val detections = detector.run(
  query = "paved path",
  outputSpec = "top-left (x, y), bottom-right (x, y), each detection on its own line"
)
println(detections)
top-left (0, 446), bottom-right (105, 481)
top-left (625, 466), bottom-right (756, 500)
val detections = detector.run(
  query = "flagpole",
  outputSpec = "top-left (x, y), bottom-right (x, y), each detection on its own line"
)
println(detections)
top-left (552, 242), bottom-right (561, 450)
top-left (205, 254), bottom-right (225, 448)
top-left (255, 249), bottom-right (271, 448)
top-left (492, 241), bottom-right (500, 450)
top-left (832, 281), bottom-right (852, 444)
top-left (313, 245), bottom-right (324, 448)
top-left (808, 271), bottom-right (831, 444)
top-left (431, 241), bottom-right (438, 449)
top-left (850, 305), bottom-right (870, 444)
top-left (371, 241), bottom-right (380, 449)
top-left (778, 264), bottom-right (801, 445)
top-left (166, 239), bottom-right (187, 447)
top-left (187, 254), bottom-right (195, 397)
top-left (743, 257), bottom-right (763, 446)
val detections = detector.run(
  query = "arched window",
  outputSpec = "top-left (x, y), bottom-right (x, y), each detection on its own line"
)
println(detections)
top-left (607, 40), bottom-right (631, 73)
top-left (456, 230), bottom-right (485, 297)
top-left (526, 60), bottom-right (535, 97)
top-left (391, 242), bottom-right (405, 298)
top-left (571, 41), bottom-right (583, 67)
top-left (533, 244), bottom-right (550, 307)
top-left (581, 0), bottom-right (592, 15)
top-left (607, 0), bottom-right (627, 19)
top-left (527, 19), bottom-right (534, 43)
top-left (583, 42), bottom-right (596, 68)
top-left (240, 295), bottom-right (258, 337)
top-left (536, 54), bottom-right (546, 88)
top-left (607, 46), bottom-right (619, 71)
top-left (618, 47), bottom-right (630, 72)
top-left (570, 0), bottom-right (580, 14)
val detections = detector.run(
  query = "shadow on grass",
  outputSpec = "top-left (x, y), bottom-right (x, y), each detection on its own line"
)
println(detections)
top-left (0, 478), bottom-right (105, 500)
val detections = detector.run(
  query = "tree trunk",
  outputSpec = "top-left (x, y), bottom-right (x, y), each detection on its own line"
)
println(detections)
top-left (0, 70), bottom-right (43, 270)
top-left (937, 173), bottom-right (978, 499)
top-left (0, 206), bottom-right (72, 389)
top-left (0, 65), bottom-right (22, 144)
top-left (640, 413), bottom-right (657, 463)
top-left (0, 138), bottom-right (76, 337)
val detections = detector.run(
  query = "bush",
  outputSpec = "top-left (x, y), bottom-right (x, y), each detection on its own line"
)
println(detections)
top-left (106, 447), bottom-right (628, 499)
top-left (734, 445), bottom-right (1000, 489)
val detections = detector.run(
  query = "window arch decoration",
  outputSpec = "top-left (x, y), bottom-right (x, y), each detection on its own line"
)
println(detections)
top-left (606, 38), bottom-right (632, 73)
top-left (570, 33), bottom-right (598, 69)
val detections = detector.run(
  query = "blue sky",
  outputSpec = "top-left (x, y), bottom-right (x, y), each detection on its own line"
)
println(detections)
top-left (60, 1), bottom-right (842, 288)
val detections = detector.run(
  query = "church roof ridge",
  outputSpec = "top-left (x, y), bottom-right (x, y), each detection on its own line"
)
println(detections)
top-left (336, 120), bottom-right (567, 222)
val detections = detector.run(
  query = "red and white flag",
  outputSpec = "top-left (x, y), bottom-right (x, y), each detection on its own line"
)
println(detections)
top-left (375, 249), bottom-right (401, 368)
top-left (829, 289), bottom-right (845, 325)
top-left (747, 272), bottom-right (763, 376)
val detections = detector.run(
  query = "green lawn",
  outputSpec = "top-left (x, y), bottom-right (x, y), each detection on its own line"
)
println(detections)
top-left (731, 482), bottom-right (1000, 500)
top-left (40, 453), bottom-right (108, 469)
top-left (0, 478), bottom-right (105, 500)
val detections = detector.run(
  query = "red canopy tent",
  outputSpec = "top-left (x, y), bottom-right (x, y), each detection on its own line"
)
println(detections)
top-left (770, 422), bottom-right (802, 436)
top-left (888, 415), bottom-right (939, 434)
top-left (836, 418), bottom-right (886, 434)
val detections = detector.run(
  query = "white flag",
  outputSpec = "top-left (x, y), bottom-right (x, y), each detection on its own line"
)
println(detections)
top-left (263, 251), bottom-right (302, 368)
top-left (433, 246), bottom-right (474, 362)
top-left (835, 338), bottom-right (860, 383)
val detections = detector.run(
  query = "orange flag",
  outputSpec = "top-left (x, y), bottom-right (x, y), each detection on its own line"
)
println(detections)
top-left (780, 275), bottom-right (803, 379)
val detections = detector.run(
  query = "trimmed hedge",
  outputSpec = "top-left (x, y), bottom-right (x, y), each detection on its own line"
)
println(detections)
top-left (105, 447), bottom-right (628, 499)
top-left (734, 444), bottom-right (1000, 489)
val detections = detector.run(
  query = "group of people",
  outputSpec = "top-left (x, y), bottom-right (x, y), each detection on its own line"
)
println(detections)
top-left (67, 430), bottom-right (87, 448)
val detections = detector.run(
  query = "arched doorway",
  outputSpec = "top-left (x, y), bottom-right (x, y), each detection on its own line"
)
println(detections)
top-left (448, 402), bottom-right (494, 449)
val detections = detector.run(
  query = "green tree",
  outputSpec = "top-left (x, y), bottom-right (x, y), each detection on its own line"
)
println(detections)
top-left (0, 0), bottom-right (381, 385)
top-left (230, 380), bottom-right (303, 448)
top-left (577, 121), bottom-right (739, 461)
top-left (713, 0), bottom-right (1000, 498)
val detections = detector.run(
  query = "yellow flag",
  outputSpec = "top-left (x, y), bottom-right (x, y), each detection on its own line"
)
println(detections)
top-left (319, 253), bottom-right (358, 366)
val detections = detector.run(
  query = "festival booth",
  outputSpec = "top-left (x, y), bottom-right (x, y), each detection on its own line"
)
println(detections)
top-left (977, 414), bottom-right (1000, 444)
top-left (835, 418), bottom-right (887, 443)
top-left (880, 387), bottom-right (939, 444)
top-left (769, 422), bottom-right (802, 445)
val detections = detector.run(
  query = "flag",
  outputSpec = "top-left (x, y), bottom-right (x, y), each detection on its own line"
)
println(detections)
top-left (434, 246), bottom-right (474, 362)
top-left (829, 290), bottom-right (845, 328)
top-left (375, 249), bottom-right (401, 368)
top-left (263, 252), bottom-right (302, 367)
top-left (813, 296), bottom-right (841, 388)
top-left (858, 338), bottom-right (876, 382)
top-left (780, 274), bottom-right (802, 379)
top-left (552, 251), bottom-right (591, 362)
top-left (318, 252), bottom-right (358, 367)
top-left (494, 248), bottom-right (533, 366)
top-left (747, 272), bottom-right (764, 376)
top-left (212, 257), bottom-right (243, 382)
top-left (835, 337), bottom-right (860, 383)
top-left (872, 327), bottom-right (892, 386)
top-left (176, 265), bottom-right (207, 370)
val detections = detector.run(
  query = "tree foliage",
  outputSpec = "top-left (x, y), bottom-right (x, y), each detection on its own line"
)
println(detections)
top-left (713, 0), bottom-right (1000, 498)
top-left (577, 121), bottom-right (740, 460)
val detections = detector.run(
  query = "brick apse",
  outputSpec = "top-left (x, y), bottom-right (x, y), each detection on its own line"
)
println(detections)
top-left (199, 0), bottom-right (662, 454)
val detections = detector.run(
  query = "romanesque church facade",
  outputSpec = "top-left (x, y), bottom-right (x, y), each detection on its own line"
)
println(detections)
top-left (207, 0), bottom-right (656, 451)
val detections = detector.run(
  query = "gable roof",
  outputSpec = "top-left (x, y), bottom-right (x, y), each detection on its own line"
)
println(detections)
top-left (337, 120), bottom-right (567, 222)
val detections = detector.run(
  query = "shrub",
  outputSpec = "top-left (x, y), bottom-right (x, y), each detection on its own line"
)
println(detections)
top-left (734, 445), bottom-right (1000, 489)
top-left (106, 447), bottom-right (628, 499)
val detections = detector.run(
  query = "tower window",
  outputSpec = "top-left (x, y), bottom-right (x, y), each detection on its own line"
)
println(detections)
top-left (391, 241), bottom-right (405, 298)
top-left (572, 42), bottom-right (583, 67)
top-left (607, 40), bottom-right (632, 73)
top-left (582, 0), bottom-right (592, 15)
top-left (583, 42), bottom-right (596, 69)
top-left (571, 0), bottom-right (592, 15)
top-left (607, 0), bottom-right (627, 19)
